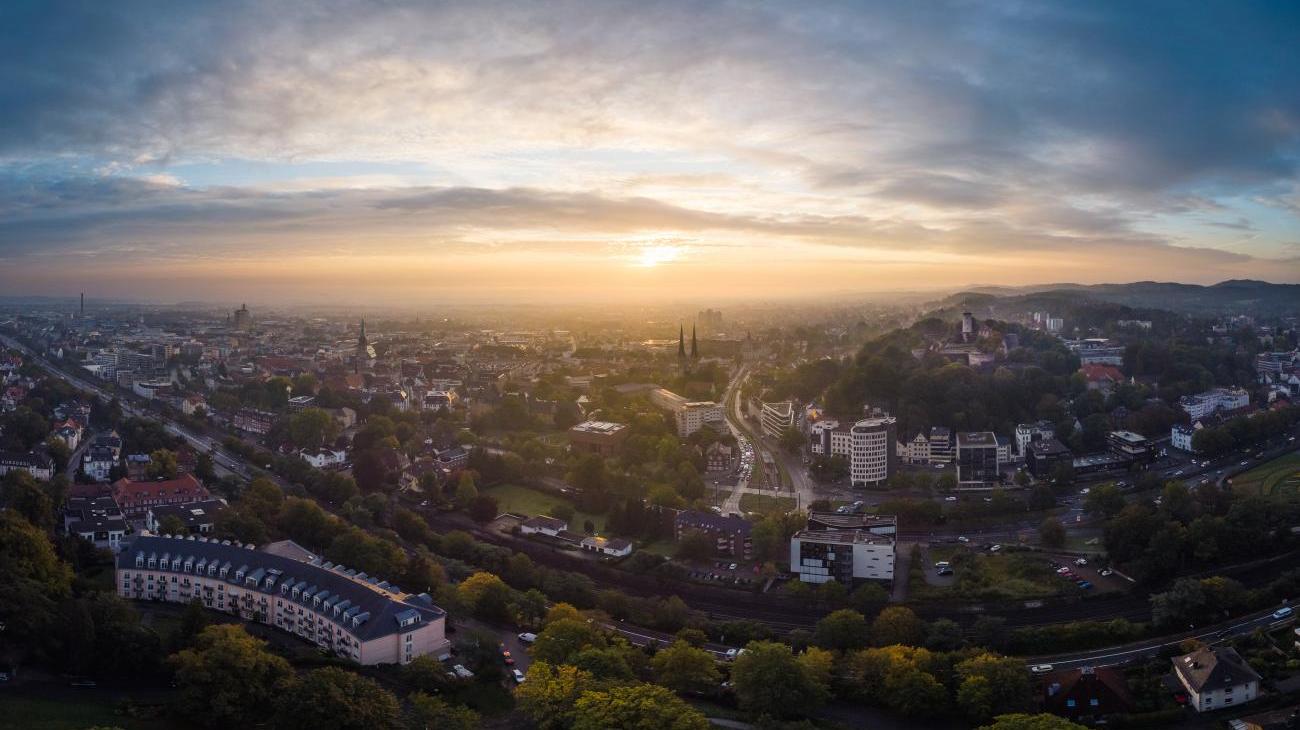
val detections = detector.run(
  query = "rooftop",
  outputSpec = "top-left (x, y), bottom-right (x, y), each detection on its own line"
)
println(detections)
top-left (1173, 646), bottom-right (1261, 693)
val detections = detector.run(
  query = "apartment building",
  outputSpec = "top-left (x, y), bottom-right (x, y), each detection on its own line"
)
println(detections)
top-left (112, 474), bottom-right (211, 519)
top-left (117, 535), bottom-right (450, 665)
top-left (0, 451), bottom-right (54, 481)
top-left (956, 431), bottom-right (1000, 486)
top-left (1015, 420), bottom-right (1055, 457)
top-left (675, 510), bottom-right (752, 558)
top-left (1178, 387), bottom-right (1250, 420)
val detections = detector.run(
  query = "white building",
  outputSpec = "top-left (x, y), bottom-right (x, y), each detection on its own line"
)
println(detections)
top-left (928, 427), bottom-right (954, 463)
top-left (1015, 421), bottom-right (1056, 457)
top-left (0, 451), bottom-right (54, 481)
top-left (1172, 646), bottom-right (1260, 713)
top-left (302, 449), bottom-right (348, 469)
top-left (897, 431), bottom-right (931, 464)
top-left (760, 400), bottom-right (795, 440)
top-left (1171, 424), bottom-right (1198, 452)
top-left (790, 526), bottom-right (895, 584)
top-left (1178, 387), bottom-right (1250, 420)
top-left (580, 535), bottom-right (634, 557)
top-left (520, 515), bottom-right (568, 537)
top-left (850, 415), bottom-right (896, 487)
top-left (809, 420), bottom-right (852, 457)
top-left (674, 401), bottom-right (724, 437)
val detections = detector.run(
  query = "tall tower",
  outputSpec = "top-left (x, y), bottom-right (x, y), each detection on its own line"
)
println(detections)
top-left (80, 292), bottom-right (84, 318)
top-left (355, 319), bottom-right (369, 373)
top-left (677, 324), bottom-right (686, 359)
top-left (690, 323), bottom-right (699, 359)
top-left (961, 311), bottom-right (974, 342)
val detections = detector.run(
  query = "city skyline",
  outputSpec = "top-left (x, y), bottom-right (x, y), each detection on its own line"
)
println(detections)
top-left (2, 1), bottom-right (1298, 303)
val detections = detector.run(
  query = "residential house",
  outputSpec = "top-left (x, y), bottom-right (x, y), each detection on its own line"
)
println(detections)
top-left (1172, 646), bottom-right (1261, 713)
top-left (1042, 666), bottom-right (1134, 723)
top-left (580, 535), bottom-right (634, 557)
top-left (520, 515), bottom-right (568, 537)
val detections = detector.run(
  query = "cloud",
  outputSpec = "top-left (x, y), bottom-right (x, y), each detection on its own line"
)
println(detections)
top-left (0, 0), bottom-right (1297, 294)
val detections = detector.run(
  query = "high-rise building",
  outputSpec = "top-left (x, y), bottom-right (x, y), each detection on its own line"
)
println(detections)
top-left (850, 415), bottom-right (896, 487)
top-left (956, 431), bottom-right (1000, 486)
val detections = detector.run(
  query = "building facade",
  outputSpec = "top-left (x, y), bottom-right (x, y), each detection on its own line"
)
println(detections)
top-left (759, 400), bottom-right (795, 440)
top-left (790, 519), bottom-right (896, 585)
top-left (850, 415), bottom-right (897, 487)
top-left (1172, 646), bottom-right (1260, 713)
top-left (956, 432), bottom-right (1000, 486)
top-left (1178, 387), bottom-right (1250, 420)
top-left (117, 535), bottom-right (450, 666)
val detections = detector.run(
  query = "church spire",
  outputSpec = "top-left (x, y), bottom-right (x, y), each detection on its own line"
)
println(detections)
top-left (690, 322), bottom-right (698, 359)
top-left (678, 323), bottom-right (686, 358)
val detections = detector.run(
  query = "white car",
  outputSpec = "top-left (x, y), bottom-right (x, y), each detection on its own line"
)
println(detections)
top-left (1074, 558), bottom-right (1088, 566)
top-left (1099, 569), bottom-right (1113, 577)
top-left (957, 536), bottom-right (970, 543)
top-left (1029, 664), bottom-right (1054, 675)
top-left (451, 664), bottom-right (475, 680)
top-left (944, 496), bottom-right (958, 502)
top-left (1079, 488), bottom-right (1090, 495)
top-left (989, 544), bottom-right (1002, 553)
top-left (724, 648), bottom-right (746, 661)
top-left (934, 561), bottom-right (950, 569)
top-left (518, 632), bottom-right (537, 644)
top-left (512, 669), bottom-right (526, 684)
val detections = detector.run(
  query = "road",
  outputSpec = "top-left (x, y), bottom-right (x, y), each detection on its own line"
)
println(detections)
top-left (1, 333), bottom-right (254, 482)
top-left (1029, 607), bottom-right (1296, 671)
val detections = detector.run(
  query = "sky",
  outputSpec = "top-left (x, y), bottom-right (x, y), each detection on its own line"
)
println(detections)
top-left (1, 0), bottom-right (1298, 305)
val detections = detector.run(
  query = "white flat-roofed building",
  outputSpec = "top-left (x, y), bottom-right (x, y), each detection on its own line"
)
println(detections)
top-left (1171, 423), bottom-right (1198, 452)
top-left (790, 527), bottom-right (895, 585)
top-left (651, 388), bottom-right (724, 437)
top-left (760, 400), bottom-right (795, 440)
top-left (118, 535), bottom-right (450, 665)
top-left (1015, 420), bottom-right (1056, 457)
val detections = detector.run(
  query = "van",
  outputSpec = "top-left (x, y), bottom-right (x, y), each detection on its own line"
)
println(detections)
top-left (1272, 607), bottom-right (1294, 620)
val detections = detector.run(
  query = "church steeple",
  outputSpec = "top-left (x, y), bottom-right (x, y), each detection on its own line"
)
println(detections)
top-left (355, 318), bottom-right (369, 374)
top-left (678, 324), bottom-right (686, 359)
top-left (690, 323), bottom-right (698, 359)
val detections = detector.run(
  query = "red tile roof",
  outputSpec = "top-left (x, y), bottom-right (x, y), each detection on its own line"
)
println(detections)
top-left (111, 473), bottom-right (209, 510)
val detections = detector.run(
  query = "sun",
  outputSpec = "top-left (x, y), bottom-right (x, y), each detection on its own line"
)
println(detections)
top-left (635, 245), bottom-right (682, 268)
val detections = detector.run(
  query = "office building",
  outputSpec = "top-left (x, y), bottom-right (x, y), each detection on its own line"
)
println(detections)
top-left (956, 432), bottom-right (1000, 486)
top-left (928, 427), bottom-right (954, 463)
top-left (1026, 438), bottom-right (1073, 478)
top-left (1107, 430), bottom-right (1154, 463)
top-left (760, 400), bottom-right (795, 440)
top-left (790, 514), bottom-right (896, 585)
top-left (850, 415), bottom-right (896, 487)
top-left (117, 535), bottom-right (450, 665)
top-left (1015, 421), bottom-right (1055, 457)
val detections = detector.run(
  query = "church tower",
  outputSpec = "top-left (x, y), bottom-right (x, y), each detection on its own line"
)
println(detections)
top-left (355, 319), bottom-right (369, 373)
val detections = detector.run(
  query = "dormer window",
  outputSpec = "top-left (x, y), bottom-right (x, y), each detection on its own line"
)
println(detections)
top-left (135, 554), bottom-right (144, 568)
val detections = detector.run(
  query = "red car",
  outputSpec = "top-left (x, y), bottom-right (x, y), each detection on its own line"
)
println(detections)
top-left (502, 650), bottom-right (515, 666)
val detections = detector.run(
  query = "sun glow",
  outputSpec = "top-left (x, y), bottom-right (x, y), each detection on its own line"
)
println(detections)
top-left (635, 244), bottom-right (683, 267)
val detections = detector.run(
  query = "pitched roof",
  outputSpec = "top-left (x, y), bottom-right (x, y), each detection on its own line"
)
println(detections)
top-left (119, 534), bottom-right (445, 641)
top-left (112, 473), bottom-right (209, 508)
top-left (1173, 646), bottom-right (1261, 693)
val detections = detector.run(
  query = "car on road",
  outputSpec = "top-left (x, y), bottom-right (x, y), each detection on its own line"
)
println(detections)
top-left (1079, 488), bottom-right (1090, 495)
top-left (1077, 581), bottom-right (1093, 590)
top-left (502, 649), bottom-right (514, 665)
top-left (934, 561), bottom-right (950, 569)
top-left (729, 563), bottom-right (738, 571)
top-left (944, 495), bottom-right (958, 502)
top-left (1273, 607), bottom-right (1294, 620)
top-left (957, 536), bottom-right (970, 543)
top-left (936, 567), bottom-right (953, 576)
top-left (518, 632), bottom-right (537, 644)
top-left (512, 668), bottom-right (526, 684)
top-left (988, 544), bottom-right (1002, 553)
top-left (1074, 558), bottom-right (1088, 566)
top-left (1099, 569), bottom-right (1113, 577)
top-left (1029, 664), bottom-right (1054, 675)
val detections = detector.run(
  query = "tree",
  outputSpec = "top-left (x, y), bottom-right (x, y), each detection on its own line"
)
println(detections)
top-left (850, 582), bottom-right (890, 615)
top-left (798, 646), bottom-right (835, 693)
top-left (468, 494), bottom-right (499, 522)
top-left (402, 551), bottom-right (446, 595)
top-left (2, 471), bottom-right (56, 531)
top-left (532, 618), bottom-right (606, 665)
top-left (515, 662), bottom-right (596, 730)
top-left (674, 530), bottom-right (714, 561)
top-left (275, 667), bottom-right (400, 730)
top-left (454, 471), bottom-right (478, 508)
top-left (170, 625), bottom-right (294, 728)
top-left (1083, 483), bottom-right (1125, 518)
top-left (288, 408), bottom-right (340, 450)
top-left (730, 641), bottom-right (828, 719)
top-left (158, 514), bottom-right (188, 535)
top-left (924, 618), bottom-right (964, 652)
top-left (979, 714), bottom-right (1087, 730)
top-left (457, 572), bottom-right (512, 622)
top-left (813, 609), bottom-right (871, 652)
top-left (870, 606), bottom-right (925, 647)
top-left (572, 683), bottom-right (710, 730)
top-left (405, 693), bottom-right (479, 730)
top-left (45, 434), bottom-right (72, 472)
top-left (0, 511), bottom-right (73, 642)
top-left (1038, 517), bottom-right (1066, 548)
top-left (651, 640), bottom-right (721, 694)
top-left (147, 448), bottom-right (179, 479)
top-left (956, 653), bottom-right (1033, 722)
top-left (544, 602), bottom-right (583, 626)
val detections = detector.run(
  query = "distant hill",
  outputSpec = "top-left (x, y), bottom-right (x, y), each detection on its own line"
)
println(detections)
top-left (942, 280), bottom-right (1298, 317)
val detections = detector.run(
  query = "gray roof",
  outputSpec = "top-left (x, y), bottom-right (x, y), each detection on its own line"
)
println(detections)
top-left (676, 510), bottom-right (751, 535)
top-left (1173, 646), bottom-right (1261, 693)
top-left (119, 535), bottom-right (445, 641)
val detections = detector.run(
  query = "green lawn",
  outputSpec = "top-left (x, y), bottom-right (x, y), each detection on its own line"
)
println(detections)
top-left (1232, 451), bottom-right (1300, 498)
top-left (485, 483), bottom-right (606, 532)
top-left (910, 550), bottom-right (1075, 602)
top-left (0, 696), bottom-right (174, 730)
top-left (739, 492), bottom-right (796, 515)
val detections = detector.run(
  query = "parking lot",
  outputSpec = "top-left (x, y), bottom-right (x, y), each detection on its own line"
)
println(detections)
top-left (680, 558), bottom-right (765, 587)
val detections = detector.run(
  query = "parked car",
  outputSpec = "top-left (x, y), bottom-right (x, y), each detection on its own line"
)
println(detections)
top-left (724, 648), bottom-right (746, 661)
top-left (1029, 664), bottom-right (1054, 675)
top-left (934, 561), bottom-right (950, 569)
top-left (518, 632), bottom-right (537, 644)
top-left (1077, 581), bottom-right (1093, 589)
top-left (1099, 569), bottom-right (1113, 577)
top-left (513, 669), bottom-right (526, 684)
top-left (957, 536), bottom-right (970, 543)
top-left (452, 664), bottom-right (475, 680)
top-left (937, 567), bottom-right (953, 576)
top-left (502, 649), bottom-right (514, 666)
top-left (988, 544), bottom-right (1002, 553)
top-left (944, 496), bottom-right (958, 502)
top-left (1074, 558), bottom-right (1088, 566)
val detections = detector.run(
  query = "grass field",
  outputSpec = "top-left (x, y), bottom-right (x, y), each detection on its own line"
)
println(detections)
top-left (0, 696), bottom-right (174, 730)
top-left (739, 492), bottom-right (797, 515)
top-left (485, 483), bottom-right (606, 531)
top-left (1232, 451), bottom-right (1300, 498)
top-left (910, 550), bottom-right (1074, 602)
